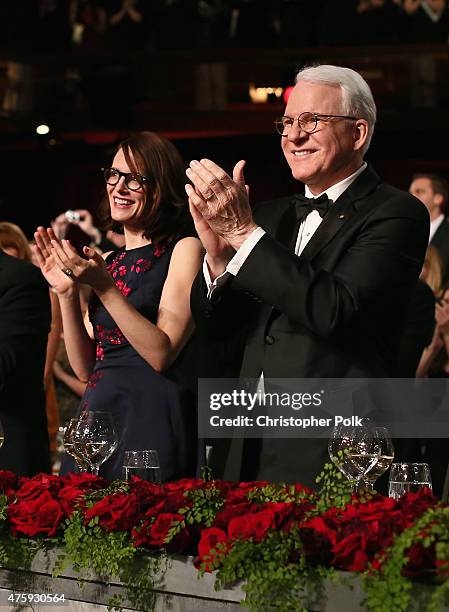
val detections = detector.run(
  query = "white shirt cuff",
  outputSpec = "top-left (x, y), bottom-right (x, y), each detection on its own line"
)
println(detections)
top-left (203, 257), bottom-right (232, 299)
top-left (226, 226), bottom-right (266, 276)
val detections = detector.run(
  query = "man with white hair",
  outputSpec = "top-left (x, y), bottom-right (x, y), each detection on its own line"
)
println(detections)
top-left (187, 64), bottom-right (429, 485)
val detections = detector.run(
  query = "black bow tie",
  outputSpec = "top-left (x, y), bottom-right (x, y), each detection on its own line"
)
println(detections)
top-left (294, 193), bottom-right (331, 220)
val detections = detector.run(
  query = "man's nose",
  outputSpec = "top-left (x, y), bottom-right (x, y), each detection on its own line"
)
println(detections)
top-left (287, 121), bottom-right (308, 140)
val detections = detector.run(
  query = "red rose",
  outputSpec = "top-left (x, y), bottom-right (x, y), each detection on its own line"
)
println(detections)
top-left (228, 510), bottom-right (274, 542)
top-left (84, 492), bottom-right (140, 532)
top-left (9, 492), bottom-right (64, 537)
top-left (247, 509), bottom-right (275, 541)
top-left (149, 513), bottom-right (184, 546)
top-left (404, 542), bottom-right (436, 577)
top-left (214, 501), bottom-right (254, 530)
top-left (198, 527), bottom-right (228, 559)
top-left (356, 496), bottom-right (397, 522)
top-left (58, 486), bottom-right (87, 516)
top-left (299, 516), bottom-right (336, 565)
top-left (332, 532), bottom-right (369, 572)
top-left (225, 487), bottom-right (249, 504)
top-left (163, 479), bottom-right (202, 493)
top-left (302, 516), bottom-right (337, 547)
top-left (133, 512), bottom-right (188, 550)
top-left (128, 478), bottom-right (163, 502)
top-left (261, 502), bottom-right (294, 528)
top-left (142, 500), bottom-right (166, 520)
top-left (197, 526), bottom-right (230, 570)
top-left (228, 514), bottom-right (253, 540)
top-left (0, 470), bottom-right (18, 495)
top-left (60, 472), bottom-right (107, 490)
top-left (16, 475), bottom-right (60, 501)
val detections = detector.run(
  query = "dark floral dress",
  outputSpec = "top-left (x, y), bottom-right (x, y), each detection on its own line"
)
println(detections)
top-left (65, 242), bottom-right (196, 481)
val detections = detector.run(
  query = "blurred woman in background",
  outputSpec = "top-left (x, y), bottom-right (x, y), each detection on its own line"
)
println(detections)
top-left (0, 221), bottom-right (61, 464)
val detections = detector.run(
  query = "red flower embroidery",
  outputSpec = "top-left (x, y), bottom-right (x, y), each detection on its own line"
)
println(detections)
top-left (154, 246), bottom-right (166, 258)
top-left (131, 258), bottom-right (153, 274)
top-left (107, 250), bottom-right (126, 274)
top-left (115, 279), bottom-right (132, 296)
top-left (86, 370), bottom-right (103, 390)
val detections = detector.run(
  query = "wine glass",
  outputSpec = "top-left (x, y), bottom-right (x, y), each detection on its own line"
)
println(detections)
top-left (63, 418), bottom-right (89, 473)
top-left (360, 426), bottom-right (395, 492)
top-left (328, 421), bottom-right (380, 492)
top-left (388, 463), bottom-right (432, 500)
top-left (122, 450), bottom-right (161, 483)
top-left (73, 412), bottom-right (118, 476)
top-left (0, 417), bottom-right (4, 449)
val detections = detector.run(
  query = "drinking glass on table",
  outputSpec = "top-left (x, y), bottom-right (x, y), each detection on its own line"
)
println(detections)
top-left (328, 421), bottom-right (380, 493)
top-left (388, 462), bottom-right (432, 500)
top-left (63, 418), bottom-right (89, 472)
top-left (360, 426), bottom-right (395, 492)
top-left (73, 412), bottom-right (118, 476)
top-left (122, 450), bottom-right (161, 484)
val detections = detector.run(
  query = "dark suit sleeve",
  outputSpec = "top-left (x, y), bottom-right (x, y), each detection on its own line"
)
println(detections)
top-left (396, 280), bottom-right (435, 377)
top-left (190, 271), bottom-right (254, 378)
top-left (232, 198), bottom-right (428, 338)
top-left (0, 266), bottom-right (50, 392)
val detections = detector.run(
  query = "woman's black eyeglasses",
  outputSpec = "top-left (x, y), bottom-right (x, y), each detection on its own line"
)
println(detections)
top-left (102, 167), bottom-right (149, 192)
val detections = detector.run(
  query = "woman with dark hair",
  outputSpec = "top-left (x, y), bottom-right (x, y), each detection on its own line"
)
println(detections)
top-left (34, 132), bottom-right (203, 481)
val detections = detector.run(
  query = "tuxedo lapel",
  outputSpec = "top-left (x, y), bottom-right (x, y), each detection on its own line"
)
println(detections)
top-left (274, 196), bottom-right (301, 251)
top-left (299, 165), bottom-right (382, 262)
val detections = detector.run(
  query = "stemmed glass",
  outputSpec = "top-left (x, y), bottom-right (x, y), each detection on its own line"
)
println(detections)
top-left (360, 426), bottom-right (395, 492)
top-left (63, 418), bottom-right (89, 473)
top-left (73, 412), bottom-right (118, 476)
top-left (328, 421), bottom-right (380, 493)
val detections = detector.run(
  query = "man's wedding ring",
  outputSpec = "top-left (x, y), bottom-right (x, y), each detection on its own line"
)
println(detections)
top-left (62, 267), bottom-right (74, 278)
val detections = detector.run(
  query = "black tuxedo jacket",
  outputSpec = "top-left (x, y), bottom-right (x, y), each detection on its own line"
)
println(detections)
top-left (0, 252), bottom-right (51, 475)
top-left (191, 166), bottom-right (429, 485)
top-left (431, 219), bottom-right (449, 284)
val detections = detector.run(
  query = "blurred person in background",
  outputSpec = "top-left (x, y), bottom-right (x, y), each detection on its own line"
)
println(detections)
top-left (401, 0), bottom-right (449, 43)
top-left (0, 222), bottom-right (61, 464)
top-left (0, 245), bottom-right (51, 475)
top-left (420, 244), bottom-right (443, 295)
top-left (69, 0), bottom-right (108, 51)
top-left (410, 173), bottom-right (449, 284)
top-left (51, 208), bottom-right (125, 253)
top-left (416, 279), bottom-right (449, 497)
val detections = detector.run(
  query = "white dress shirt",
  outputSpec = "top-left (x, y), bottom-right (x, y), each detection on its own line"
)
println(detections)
top-left (429, 213), bottom-right (444, 243)
top-left (204, 162), bottom-right (367, 296)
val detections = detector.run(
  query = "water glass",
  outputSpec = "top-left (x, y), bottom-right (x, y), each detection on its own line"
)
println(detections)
top-left (122, 450), bottom-right (161, 484)
top-left (73, 411), bottom-right (118, 476)
top-left (388, 462), bottom-right (432, 500)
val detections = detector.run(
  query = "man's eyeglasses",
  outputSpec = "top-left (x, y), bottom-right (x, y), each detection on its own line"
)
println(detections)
top-left (274, 112), bottom-right (358, 136)
top-left (102, 167), bottom-right (149, 191)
